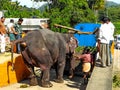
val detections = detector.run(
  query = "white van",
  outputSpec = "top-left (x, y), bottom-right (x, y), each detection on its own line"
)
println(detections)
top-left (114, 35), bottom-right (120, 49)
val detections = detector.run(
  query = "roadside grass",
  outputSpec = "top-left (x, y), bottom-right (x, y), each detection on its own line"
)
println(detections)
top-left (114, 22), bottom-right (120, 35)
top-left (113, 72), bottom-right (120, 88)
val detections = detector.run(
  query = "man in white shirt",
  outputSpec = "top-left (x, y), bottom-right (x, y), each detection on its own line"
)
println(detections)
top-left (7, 19), bottom-right (17, 42)
top-left (106, 18), bottom-right (115, 63)
top-left (98, 17), bottom-right (111, 67)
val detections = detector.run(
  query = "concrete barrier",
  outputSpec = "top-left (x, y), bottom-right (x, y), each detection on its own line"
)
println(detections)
top-left (0, 53), bottom-right (30, 87)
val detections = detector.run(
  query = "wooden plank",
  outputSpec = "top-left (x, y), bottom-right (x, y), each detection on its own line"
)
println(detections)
top-left (54, 24), bottom-right (92, 34)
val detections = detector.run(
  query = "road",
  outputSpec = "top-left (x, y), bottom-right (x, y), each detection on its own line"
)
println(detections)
top-left (113, 48), bottom-right (120, 72)
top-left (0, 69), bottom-right (87, 90)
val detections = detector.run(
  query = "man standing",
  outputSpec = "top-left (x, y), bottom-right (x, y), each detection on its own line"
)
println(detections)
top-left (7, 19), bottom-right (17, 42)
top-left (106, 17), bottom-right (115, 63)
top-left (98, 17), bottom-right (111, 67)
top-left (0, 17), bottom-right (6, 53)
top-left (14, 18), bottom-right (23, 54)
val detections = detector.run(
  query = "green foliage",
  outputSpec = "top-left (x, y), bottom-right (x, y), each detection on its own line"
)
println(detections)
top-left (0, 0), bottom-right (42, 18)
top-left (88, 0), bottom-right (105, 10)
top-left (41, 0), bottom-right (96, 31)
top-left (98, 6), bottom-right (120, 23)
top-left (75, 46), bottom-right (84, 53)
top-left (113, 73), bottom-right (120, 88)
top-left (75, 46), bottom-right (97, 54)
top-left (114, 23), bottom-right (120, 35)
top-left (107, 6), bottom-right (120, 22)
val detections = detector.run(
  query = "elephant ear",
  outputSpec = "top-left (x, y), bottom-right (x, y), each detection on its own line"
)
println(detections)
top-left (68, 37), bottom-right (78, 53)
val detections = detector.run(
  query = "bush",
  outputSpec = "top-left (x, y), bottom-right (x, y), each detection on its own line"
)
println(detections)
top-left (113, 73), bottom-right (120, 88)
top-left (114, 23), bottom-right (120, 35)
top-left (75, 46), bottom-right (97, 54)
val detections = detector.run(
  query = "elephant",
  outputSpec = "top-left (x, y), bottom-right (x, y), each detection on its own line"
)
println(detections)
top-left (12, 29), bottom-right (78, 88)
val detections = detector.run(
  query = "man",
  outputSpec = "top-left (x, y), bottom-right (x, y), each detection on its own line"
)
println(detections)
top-left (98, 17), bottom-right (111, 67)
top-left (0, 17), bottom-right (6, 53)
top-left (7, 19), bottom-right (17, 42)
top-left (73, 48), bottom-right (92, 84)
top-left (40, 22), bottom-right (49, 29)
top-left (106, 17), bottom-right (115, 63)
top-left (14, 18), bottom-right (23, 54)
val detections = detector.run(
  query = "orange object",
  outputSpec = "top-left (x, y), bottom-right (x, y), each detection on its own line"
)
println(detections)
top-left (82, 63), bottom-right (91, 72)
top-left (13, 44), bottom-right (16, 53)
top-left (0, 53), bottom-right (30, 87)
top-left (111, 42), bottom-right (114, 55)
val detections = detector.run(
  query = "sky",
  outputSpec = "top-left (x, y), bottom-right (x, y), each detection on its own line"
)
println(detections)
top-left (107, 0), bottom-right (120, 4)
top-left (12, 0), bottom-right (47, 8)
top-left (12, 0), bottom-right (120, 8)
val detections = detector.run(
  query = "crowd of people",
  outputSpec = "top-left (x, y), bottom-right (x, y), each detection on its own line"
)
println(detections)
top-left (0, 17), bottom-right (23, 54)
top-left (0, 17), bottom-right (50, 54)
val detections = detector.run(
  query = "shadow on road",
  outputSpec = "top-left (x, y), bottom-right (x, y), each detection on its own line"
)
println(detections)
top-left (19, 69), bottom-right (88, 90)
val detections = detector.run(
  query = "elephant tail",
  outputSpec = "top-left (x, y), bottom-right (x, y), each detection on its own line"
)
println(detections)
top-left (11, 38), bottom-right (25, 71)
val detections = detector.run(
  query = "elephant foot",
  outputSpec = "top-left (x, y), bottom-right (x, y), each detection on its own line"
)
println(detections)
top-left (69, 69), bottom-right (74, 79)
top-left (54, 78), bottom-right (64, 83)
top-left (68, 74), bottom-right (74, 79)
top-left (41, 81), bottom-right (53, 88)
top-left (29, 77), bottom-right (38, 86)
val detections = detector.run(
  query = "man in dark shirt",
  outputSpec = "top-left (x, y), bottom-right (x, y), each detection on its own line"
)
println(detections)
top-left (14, 18), bottom-right (23, 54)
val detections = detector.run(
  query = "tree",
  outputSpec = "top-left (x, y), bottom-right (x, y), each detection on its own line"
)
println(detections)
top-left (40, 0), bottom-right (96, 32)
top-left (1, 0), bottom-right (42, 18)
top-left (87, 0), bottom-right (105, 23)
top-left (87, 0), bottom-right (105, 10)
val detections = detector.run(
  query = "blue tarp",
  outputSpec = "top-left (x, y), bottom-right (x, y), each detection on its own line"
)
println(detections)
top-left (74, 23), bottom-right (101, 47)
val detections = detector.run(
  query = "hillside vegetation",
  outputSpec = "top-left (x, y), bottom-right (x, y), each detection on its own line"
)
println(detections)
top-left (0, 0), bottom-right (120, 34)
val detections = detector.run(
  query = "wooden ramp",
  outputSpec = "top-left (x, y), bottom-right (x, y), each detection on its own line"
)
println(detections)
top-left (0, 53), bottom-right (30, 87)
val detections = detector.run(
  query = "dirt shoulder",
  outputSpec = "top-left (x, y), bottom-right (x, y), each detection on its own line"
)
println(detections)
top-left (0, 70), bottom-right (87, 90)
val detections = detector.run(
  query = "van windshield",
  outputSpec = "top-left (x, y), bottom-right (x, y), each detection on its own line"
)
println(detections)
top-left (118, 37), bottom-right (120, 40)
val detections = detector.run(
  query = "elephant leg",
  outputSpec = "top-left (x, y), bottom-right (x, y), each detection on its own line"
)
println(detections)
top-left (69, 69), bottom-right (74, 79)
top-left (41, 68), bottom-right (53, 88)
top-left (28, 66), bottom-right (38, 86)
top-left (22, 50), bottom-right (38, 86)
top-left (54, 58), bottom-right (65, 83)
top-left (69, 56), bottom-right (76, 79)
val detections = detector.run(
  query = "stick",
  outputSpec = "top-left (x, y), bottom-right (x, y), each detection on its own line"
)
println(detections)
top-left (54, 24), bottom-right (92, 34)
